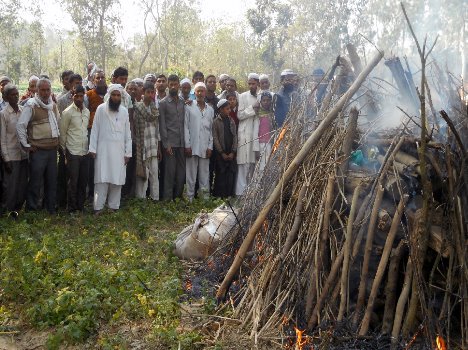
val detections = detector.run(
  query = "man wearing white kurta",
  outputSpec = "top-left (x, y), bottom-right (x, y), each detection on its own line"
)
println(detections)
top-left (89, 84), bottom-right (132, 213)
top-left (235, 73), bottom-right (260, 196)
top-left (184, 82), bottom-right (214, 201)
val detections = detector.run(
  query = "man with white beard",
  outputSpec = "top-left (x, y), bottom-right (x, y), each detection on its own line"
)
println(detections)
top-left (88, 84), bottom-right (132, 214)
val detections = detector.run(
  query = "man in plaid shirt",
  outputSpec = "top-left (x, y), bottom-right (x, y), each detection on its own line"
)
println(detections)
top-left (133, 83), bottom-right (162, 201)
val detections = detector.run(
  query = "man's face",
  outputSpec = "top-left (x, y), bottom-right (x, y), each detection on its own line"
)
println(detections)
top-left (6, 88), bottom-right (19, 106)
top-left (248, 79), bottom-right (259, 94)
top-left (260, 79), bottom-right (270, 91)
top-left (87, 63), bottom-right (94, 74)
top-left (225, 80), bottom-right (236, 93)
top-left (282, 74), bottom-right (297, 89)
top-left (156, 77), bottom-right (167, 93)
top-left (63, 75), bottom-right (72, 90)
top-left (73, 92), bottom-right (84, 108)
top-left (126, 84), bottom-right (138, 99)
top-left (168, 80), bottom-right (179, 96)
top-left (261, 96), bottom-right (272, 111)
top-left (227, 96), bottom-right (237, 109)
top-left (114, 75), bottom-right (128, 88)
top-left (110, 90), bottom-right (122, 104)
top-left (93, 72), bottom-right (106, 87)
top-left (219, 79), bottom-right (228, 91)
top-left (195, 87), bottom-right (206, 101)
top-left (206, 77), bottom-right (217, 93)
top-left (181, 83), bottom-right (191, 97)
top-left (28, 79), bottom-right (38, 94)
top-left (37, 82), bottom-right (51, 102)
top-left (70, 79), bottom-right (83, 92)
top-left (220, 105), bottom-right (230, 116)
top-left (0, 79), bottom-right (11, 92)
top-left (143, 88), bottom-right (156, 103)
top-left (192, 75), bottom-right (204, 84)
top-left (136, 83), bottom-right (144, 101)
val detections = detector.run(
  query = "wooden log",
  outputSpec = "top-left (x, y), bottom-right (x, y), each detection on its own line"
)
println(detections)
top-left (338, 184), bottom-right (362, 322)
top-left (216, 50), bottom-right (385, 300)
top-left (359, 195), bottom-right (408, 335)
top-left (382, 241), bottom-right (407, 334)
top-left (339, 107), bottom-right (359, 175)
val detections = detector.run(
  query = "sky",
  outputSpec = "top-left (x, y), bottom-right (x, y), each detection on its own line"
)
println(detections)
top-left (21, 0), bottom-right (256, 42)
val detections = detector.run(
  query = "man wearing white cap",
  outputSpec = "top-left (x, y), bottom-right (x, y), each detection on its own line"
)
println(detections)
top-left (180, 78), bottom-right (192, 102)
top-left (184, 82), bottom-right (214, 201)
top-left (88, 84), bottom-right (132, 213)
top-left (235, 73), bottom-right (260, 196)
top-left (273, 69), bottom-right (298, 127)
top-left (218, 74), bottom-right (230, 94)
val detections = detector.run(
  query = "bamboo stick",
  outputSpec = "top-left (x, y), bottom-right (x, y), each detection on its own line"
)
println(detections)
top-left (353, 184), bottom-right (385, 326)
top-left (216, 50), bottom-right (384, 300)
top-left (338, 184), bottom-right (362, 322)
top-left (359, 195), bottom-right (408, 335)
top-left (382, 241), bottom-right (407, 334)
top-left (391, 258), bottom-right (413, 345)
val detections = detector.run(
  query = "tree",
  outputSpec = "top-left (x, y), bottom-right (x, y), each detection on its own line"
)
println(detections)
top-left (60, 0), bottom-right (121, 72)
top-left (0, 0), bottom-right (22, 81)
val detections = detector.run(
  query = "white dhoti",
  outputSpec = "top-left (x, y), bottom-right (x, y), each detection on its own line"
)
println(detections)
top-left (94, 182), bottom-right (122, 210)
top-left (186, 156), bottom-right (210, 200)
top-left (135, 157), bottom-right (160, 200)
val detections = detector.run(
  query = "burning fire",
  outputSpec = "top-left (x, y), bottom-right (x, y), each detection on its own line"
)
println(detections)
top-left (185, 279), bottom-right (192, 292)
top-left (294, 327), bottom-right (308, 350)
top-left (436, 335), bottom-right (446, 350)
top-left (273, 126), bottom-right (288, 153)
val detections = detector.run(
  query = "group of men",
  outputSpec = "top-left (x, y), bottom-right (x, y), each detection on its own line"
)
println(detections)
top-left (0, 65), bottom-right (299, 216)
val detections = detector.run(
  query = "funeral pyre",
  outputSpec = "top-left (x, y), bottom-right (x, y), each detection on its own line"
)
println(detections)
top-left (178, 40), bottom-right (467, 350)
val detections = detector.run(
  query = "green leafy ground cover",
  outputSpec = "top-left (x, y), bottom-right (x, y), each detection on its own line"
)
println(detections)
top-left (0, 198), bottom-right (221, 349)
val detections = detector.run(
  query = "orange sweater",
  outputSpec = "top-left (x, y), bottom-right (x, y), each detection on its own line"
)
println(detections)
top-left (86, 89), bottom-right (104, 129)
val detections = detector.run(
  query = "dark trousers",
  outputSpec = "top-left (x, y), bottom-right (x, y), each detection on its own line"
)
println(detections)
top-left (122, 142), bottom-right (136, 198)
top-left (27, 149), bottom-right (57, 214)
top-left (162, 147), bottom-right (186, 200)
top-left (87, 128), bottom-right (94, 199)
top-left (57, 148), bottom-right (67, 208)
top-left (2, 159), bottom-right (28, 211)
top-left (66, 151), bottom-right (89, 211)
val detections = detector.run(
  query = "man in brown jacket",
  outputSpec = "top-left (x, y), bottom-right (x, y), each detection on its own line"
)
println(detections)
top-left (212, 99), bottom-right (237, 198)
top-left (16, 78), bottom-right (60, 214)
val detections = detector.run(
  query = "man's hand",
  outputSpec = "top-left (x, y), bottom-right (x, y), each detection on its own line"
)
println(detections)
top-left (222, 153), bottom-right (229, 161)
top-left (89, 152), bottom-right (96, 159)
top-left (184, 99), bottom-right (193, 106)
top-left (124, 156), bottom-right (130, 165)
top-left (26, 146), bottom-right (37, 153)
top-left (206, 149), bottom-right (212, 158)
top-left (185, 147), bottom-right (192, 157)
top-left (4, 161), bottom-right (12, 174)
top-left (165, 147), bottom-right (173, 156)
top-left (228, 152), bottom-right (235, 161)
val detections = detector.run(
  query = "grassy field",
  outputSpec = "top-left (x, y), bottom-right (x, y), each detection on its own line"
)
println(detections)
top-left (0, 198), bottom-right (221, 349)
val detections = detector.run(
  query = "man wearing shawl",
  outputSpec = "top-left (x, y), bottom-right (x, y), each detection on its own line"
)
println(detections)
top-left (133, 83), bottom-right (161, 201)
top-left (16, 78), bottom-right (60, 214)
top-left (88, 84), bottom-right (132, 214)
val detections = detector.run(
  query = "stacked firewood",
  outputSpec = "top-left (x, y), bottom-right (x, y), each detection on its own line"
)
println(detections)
top-left (203, 49), bottom-right (467, 349)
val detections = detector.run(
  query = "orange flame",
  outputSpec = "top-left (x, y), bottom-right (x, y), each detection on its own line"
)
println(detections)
top-left (185, 279), bottom-right (192, 292)
top-left (273, 126), bottom-right (288, 153)
top-left (436, 336), bottom-right (446, 350)
top-left (294, 327), bottom-right (308, 350)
